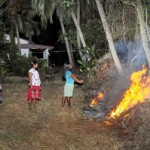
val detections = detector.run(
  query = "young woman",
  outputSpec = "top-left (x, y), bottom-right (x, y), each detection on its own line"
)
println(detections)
top-left (62, 64), bottom-right (84, 107)
top-left (27, 61), bottom-right (41, 110)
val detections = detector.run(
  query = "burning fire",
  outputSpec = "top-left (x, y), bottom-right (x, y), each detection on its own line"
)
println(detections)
top-left (103, 121), bottom-right (113, 126)
top-left (110, 67), bottom-right (150, 119)
top-left (90, 92), bottom-right (104, 107)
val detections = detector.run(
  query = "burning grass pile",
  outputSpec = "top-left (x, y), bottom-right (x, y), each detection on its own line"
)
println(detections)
top-left (82, 57), bottom-right (118, 107)
top-left (83, 66), bottom-right (150, 149)
top-left (105, 101), bottom-right (150, 150)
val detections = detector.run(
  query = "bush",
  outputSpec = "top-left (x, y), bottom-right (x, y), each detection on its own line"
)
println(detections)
top-left (77, 45), bottom-right (99, 77)
top-left (6, 55), bottom-right (47, 77)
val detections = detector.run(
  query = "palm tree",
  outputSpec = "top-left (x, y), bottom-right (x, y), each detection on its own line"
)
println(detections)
top-left (76, 0), bottom-right (82, 58)
top-left (1, 0), bottom-right (40, 54)
top-left (136, 2), bottom-right (150, 67)
top-left (94, 0), bottom-right (123, 74)
top-left (71, 10), bottom-right (86, 48)
top-left (59, 0), bottom-right (87, 48)
top-left (58, 12), bottom-right (74, 66)
top-left (31, 0), bottom-right (55, 28)
top-left (31, 0), bottom-right (76, 65)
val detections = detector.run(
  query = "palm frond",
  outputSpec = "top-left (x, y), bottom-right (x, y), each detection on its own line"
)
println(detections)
top-left (15, 14), bottom-right (23, 32)
top-left (32, 0), bottom-right (56, 28)
top-left (0, 0), bottom-right (7, 7)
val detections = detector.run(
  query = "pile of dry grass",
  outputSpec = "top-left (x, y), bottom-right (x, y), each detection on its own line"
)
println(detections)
top-left (106, 101), bottom-right (150, 150)
top-left (122, 102), bottom-right (150, 149)
top-left (96, 59), bottom-right (116, 85)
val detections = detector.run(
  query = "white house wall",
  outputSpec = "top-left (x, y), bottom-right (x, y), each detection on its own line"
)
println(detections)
top-left (21, 48), bottom-right (29, 57)
top-left (5, 34), bottom-right (29, 57)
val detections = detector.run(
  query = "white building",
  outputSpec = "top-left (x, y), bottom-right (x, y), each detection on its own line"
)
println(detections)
top-left (4, 34), bottom-right (54, 58)
top-left (5, 34), bottom-right (29, 57)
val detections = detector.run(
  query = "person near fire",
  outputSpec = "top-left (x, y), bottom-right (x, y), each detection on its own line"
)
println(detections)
top-left (62, 64), bottom-right (84, 107)
top-left (27, 60), bottom-right (41, 111)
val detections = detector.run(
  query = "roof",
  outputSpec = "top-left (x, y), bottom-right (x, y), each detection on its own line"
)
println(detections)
top-left (20, 43), bottom-right (54, 50)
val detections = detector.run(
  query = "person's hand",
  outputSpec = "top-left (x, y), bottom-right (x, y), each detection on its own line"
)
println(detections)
top-left (79, 80), bottom-right (84, 84)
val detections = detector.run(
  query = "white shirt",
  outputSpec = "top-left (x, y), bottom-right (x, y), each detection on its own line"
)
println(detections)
top-left (29, 68), bottom-right (41, 86)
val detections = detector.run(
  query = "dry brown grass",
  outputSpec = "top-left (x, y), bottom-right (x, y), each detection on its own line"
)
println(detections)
top-left (0, 81), bottom-right (122, 150)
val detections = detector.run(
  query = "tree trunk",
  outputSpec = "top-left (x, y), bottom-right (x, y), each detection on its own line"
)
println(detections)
top-left (14, 18), bottom-right (21, 55)
top-left (95, 0), bottom-right (123, 74)
top-left (59, 14), bottom-right (74, 66)
top-left (77, 0), bottom-right (82, 58)
top-left (137, 4), bottom-right (150, 67)
top-left (71, 10), bottom-right (86, 48)
top-left (145, 8), bottom-right (150, 41)
top-left (9, 22), bottom-right (15, 48)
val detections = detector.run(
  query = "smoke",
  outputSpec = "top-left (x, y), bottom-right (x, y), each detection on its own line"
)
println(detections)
top-left (115, 35), bottom-right (148, 72)
top-left (83, 34), bottom-right (150, 119)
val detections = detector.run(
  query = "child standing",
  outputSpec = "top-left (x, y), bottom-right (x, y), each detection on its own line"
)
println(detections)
top-left (27, 61), bottom-right (41, 110)
top-left (62, 64), bottom-right (84, 107)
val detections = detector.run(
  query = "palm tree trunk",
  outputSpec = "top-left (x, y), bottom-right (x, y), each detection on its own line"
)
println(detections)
top-left (137, 4), bottom-right (150, 67)
top-left (145, 8), bottom-right (150, 41)
top-left (95, 0), bottom-right (123, 74)
top-left (14, 18), bottom-right (21, 55)
top-left (59, 14), bottom-right (74, 66)
top-left (77, 0), bottom-right (82, 58)
top-left (71, 10), bottom-right (86, 48)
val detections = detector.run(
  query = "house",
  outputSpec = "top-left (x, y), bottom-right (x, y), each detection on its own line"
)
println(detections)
top-left (5, 34), bottom-right (30, 57)
top-left (4, 34), bottom-right (54, 58)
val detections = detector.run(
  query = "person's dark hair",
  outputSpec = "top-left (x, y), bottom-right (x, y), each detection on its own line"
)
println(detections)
top-left (32, 60), bottom-right (37, 65)
top-left (66, 64), bottom-right (71, 70)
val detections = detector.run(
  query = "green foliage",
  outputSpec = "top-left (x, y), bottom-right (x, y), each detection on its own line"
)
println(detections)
top-left (6, 55), bottom-right (32, 76)
top-left (0, 22), bottom-right (14, 60)
top-left (5, 55), bottom-right (47, 77)
top-left (104, 0), bottom-right (136, 40)
top-left (59, 19), bottom-right (108, 56)
top-left (59, 22), bottom-right (77, 47)
top-left (82, 19), bottom-right (107, 51)
top-left (62, 0), bottom-right (75, 9)
top-left (77, 45), bottom-right (99, 77)
top-left (38, 59), bottom-right (48, 69)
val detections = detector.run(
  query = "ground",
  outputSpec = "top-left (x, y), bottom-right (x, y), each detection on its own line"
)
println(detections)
top-left (0, 79), bottom-right (122, 150)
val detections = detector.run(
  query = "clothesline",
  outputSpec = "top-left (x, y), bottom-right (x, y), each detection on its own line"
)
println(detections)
top-left (0, 51), bottom-right (75, 54)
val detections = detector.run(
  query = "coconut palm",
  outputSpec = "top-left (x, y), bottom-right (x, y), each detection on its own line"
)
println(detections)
top-left (31, 0), bottom-right (55, 28)
top-left (136, 2), bottom-right (150, 67)
top-left (31, 0), bottom-right (76, 65)
top-left (58, 12), bottom-right (74, 66)
top-left (76, 0), bottom-right (81, 57)
top-left (0, 0), bottom-right (40, 54)
top-left (94, 0), bottom-right (123, 74)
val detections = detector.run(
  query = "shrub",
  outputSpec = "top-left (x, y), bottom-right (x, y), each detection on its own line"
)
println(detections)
top-left (77, 45), bottom-right (99, 77)
top-left (6, 55), bottom-right (47, 77)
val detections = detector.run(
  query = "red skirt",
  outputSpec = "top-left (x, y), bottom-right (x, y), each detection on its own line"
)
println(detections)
top-left (27, 86), bottom-right (41, 101)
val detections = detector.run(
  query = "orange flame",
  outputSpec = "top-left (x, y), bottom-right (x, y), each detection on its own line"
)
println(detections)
top-left (90, 92), bottom-right (104, 107)
top-left (103, 121), bottom-right (113, 126)
top-left (110, 67), bottom-right (150, 119)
